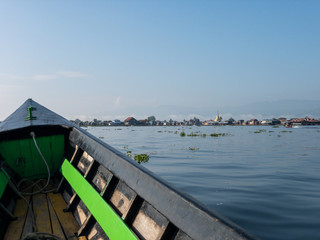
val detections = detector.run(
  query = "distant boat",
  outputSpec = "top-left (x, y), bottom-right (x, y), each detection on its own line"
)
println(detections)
top-left (0, 99), bottom-right (257, 240)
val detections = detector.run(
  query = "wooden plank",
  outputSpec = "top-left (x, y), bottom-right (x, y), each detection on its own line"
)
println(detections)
top-left (47, 195), bottom-right (66, 240)
top-left (48, 192), bottom-right (79, 239)
top-left (4, 196), bottom-right (30, 240)
top-left (21, 201), bottom-right (34, 240)
top-left (33, 193), bottom-right (52, 233)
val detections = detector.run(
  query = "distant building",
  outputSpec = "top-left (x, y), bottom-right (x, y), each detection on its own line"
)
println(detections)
top-left (109, 119), bottom-right (122, 126)
top-left (238, 120), bottom-right (245, 125)
top-left (214, 111), bottom-right (222, 122)
top-left (278, 118), bottom-right (287, 125)
top-left (124, 117), bottom-right (138, 126)
top-left (138, 120), bottom-right (148, 125)
top-left (248, 119), bottom-right (259, 125)
top-left (261, 119), bottom-right (281, 125)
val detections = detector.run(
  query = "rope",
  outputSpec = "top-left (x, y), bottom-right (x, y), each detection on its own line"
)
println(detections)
top-left (18, 132), bottom-right (51, 195)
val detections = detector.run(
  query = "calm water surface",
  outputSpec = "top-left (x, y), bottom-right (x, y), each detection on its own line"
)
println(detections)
top-left (86, 125), bottom-right (320, 240)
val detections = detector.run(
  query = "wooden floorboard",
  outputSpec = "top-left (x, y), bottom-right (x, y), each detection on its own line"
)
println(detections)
top-left (3, 196), bottom-right (30, 240)
top-left (48, 192), bottom-right (79, 239)
top-left (4, 186), bottom-right (80, 240)
top-left (33, 193), bottom-right (52, 233)
top-left (48, 195), bottom-right (66, 240)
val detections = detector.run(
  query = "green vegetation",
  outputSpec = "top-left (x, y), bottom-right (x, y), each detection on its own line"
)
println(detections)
top-left (188, 147), bottom-right (200, 151)
top-left (125, 151), bottom-right (149, 164)
top-left (134, 154), bottom-right (150, 164)
top-left (280, 130), bottom-right (292, 133)
top-left (180, 132), bottom-right (186, 137)
top-left (210, 133), bottom-right (228, 137)
top-left (187, 132), bottom-right (199, 137)
top-left (254, 129), bottom-right (267, 134)
top-left (98, 136), bottom-right (104, 139)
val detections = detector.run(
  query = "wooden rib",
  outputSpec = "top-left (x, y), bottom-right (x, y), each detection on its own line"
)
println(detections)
top-left (65, 160), bottom-right (99, 212)
top-left (64, 192), bottom-right (80, 212)
top-left (76, 213), bottom-right (94, 236)
top-left (33, 193), bottom-right (52, 233)
top-left (70, 146), bottom-right (85, 165)
top-left (57, 146), bottom-right (84, 193)
top-left (77, 175), bottom-right (117, 236)
top-left (47, 195), bottom-right (66, 240)
top-left (48, 192), bottom-right (79, 239)
top-left (3, 196), bottom-right (30, 240)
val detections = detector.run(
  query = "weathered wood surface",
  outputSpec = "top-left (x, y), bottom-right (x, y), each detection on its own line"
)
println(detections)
top-left (33, 193), bottom-right (51, 233)
top-left (48, 196), bottom-right (66, 240)
top-left (3, 197), bottom-right (30, 240)
top-left (4, 190), bottom-right (79, 240)
top-left (48, 192), bottom-right (79, 239)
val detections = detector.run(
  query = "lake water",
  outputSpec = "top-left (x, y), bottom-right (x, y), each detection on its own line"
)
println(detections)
top-left (86, 125), bottom-right (320, 240)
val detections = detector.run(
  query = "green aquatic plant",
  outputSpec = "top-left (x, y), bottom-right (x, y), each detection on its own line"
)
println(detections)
top-left (254, 129), bottom-right (266, 134)
top-left (187, 132), bottom-right (199, 137)
top-left (180, 132), bottom-right (186, 137)
top-left (280, 130), bottom-right (292, 133)
top-left (125, 151), bottom-right (149, 164)
top-left (202, 134), bottom-right (207, 137)
top-left (188, 147), bottom-right (200, 151)
top-left (134, 154), bottom-right (150, 164)
top-left (98, 136), bottom-right (104, 139)
top-left (210, 133), bottom-right (228, 137)
top-left (125, 151), bottom-right (133, 158)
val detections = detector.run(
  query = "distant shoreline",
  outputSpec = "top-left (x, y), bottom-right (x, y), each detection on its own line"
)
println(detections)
top-left (71, 116), bottom-right (320, 128)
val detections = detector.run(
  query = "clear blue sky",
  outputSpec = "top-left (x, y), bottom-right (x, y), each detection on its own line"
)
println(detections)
top-left (0, 1), bottom-right (319, 121)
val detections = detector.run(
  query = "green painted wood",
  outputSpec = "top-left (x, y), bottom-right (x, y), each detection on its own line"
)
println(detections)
top-left (0, 135), bottom-right (65, 179)
top-left (51, 135), bottom-right (65, 174)
top-left (0, 169), bottom-right (9, 199)
top-left (61, 159), bottom-right (138, 240)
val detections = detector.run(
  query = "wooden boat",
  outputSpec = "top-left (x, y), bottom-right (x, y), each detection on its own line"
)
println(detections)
top-left (0, 99), bottom-right (257, 240)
